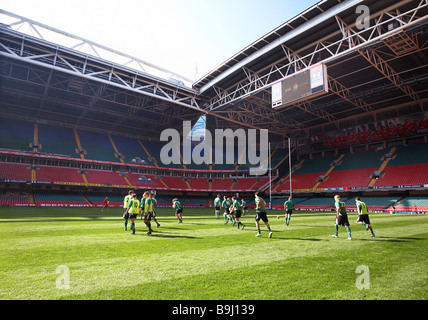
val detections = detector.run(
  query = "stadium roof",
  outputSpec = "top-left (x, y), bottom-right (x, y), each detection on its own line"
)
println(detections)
top-left (1, 0), bottom-right (428, 145)
top-left (194, 0), bottom-right (428, 142)
top-left (193, 0), bottom-right (347, 93)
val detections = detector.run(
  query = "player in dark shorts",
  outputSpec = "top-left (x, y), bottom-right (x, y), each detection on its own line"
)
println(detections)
top-left (254, 192), bottom-right (272, 238)
top-left (124, 193), bottom-right (141, 235)
top-left (230, 196), bottom-right (245, 230)
top-left (123, 190), bottom-right (134, 231)
top-left (214, 194), bottom-right (221, 219)
top-left (172, 198), bottom-right (183, 223)
top-left (222, 196), bottom-right (234, 225)
top-left (355, 196), bottom-right (375, 237)
top-left (332, 195), bottom-right (352, 240)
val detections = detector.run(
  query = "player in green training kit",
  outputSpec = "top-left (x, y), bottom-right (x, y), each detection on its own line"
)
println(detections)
top-left (143, 193), bottom-right (156, 235)
top-left (125, 193), bottom-right (140, 235)
top-left (139, 191), bottom-right (148, 220)
top-left (332, 195), bottom-right (352, 240)
top-left (222, 196), bottom-right (233, 224)
top-left (123, 190), bottom-right (134, 231)
top-left (214, 194), bottom-right (221, 219)
top-left (255, 192), bottom-right (272, 238)
top-left (147, 193), bottom-right (160, 228)
top-left (230, 196), bottom-right (245, 230)
top-left (227, 196), bottom-right (236, 225)
top-left (172, 198), bottom-right (183, 223)
top-left (283, 197), bottom-right (295, 226)
top-left (355, 196), bottom-right (375, 237)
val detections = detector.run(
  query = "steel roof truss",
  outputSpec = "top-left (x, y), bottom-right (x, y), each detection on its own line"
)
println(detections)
top-left (203, 0), bottom-right (427, 111)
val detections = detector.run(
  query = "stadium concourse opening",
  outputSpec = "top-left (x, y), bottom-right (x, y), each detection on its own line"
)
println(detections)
top-left (1, 0), bottom-right (428, 211)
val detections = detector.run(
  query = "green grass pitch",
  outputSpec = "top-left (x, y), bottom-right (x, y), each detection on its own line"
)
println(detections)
top-left (0, 206), bottom-right (427, 300)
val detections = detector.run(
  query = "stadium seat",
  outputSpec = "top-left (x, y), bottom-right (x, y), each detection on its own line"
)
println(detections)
top-left (231, 178), bottom-right (258, 191)
top-left (187, 178), bottom-right (209, 190)
top-left (318, 168), bottom-right (374, 188)
top-left (211, 178), bottom-right (233, 190)
top-left (0, 118), bottom-right (34, 152)
top-left (373, 163), bottom-right (428, 187)
top-left (109, 136), bottom-right (152, 165)
top-left (395, 196), bottom-right (428, 213)
top-left (0, 193), bottom-right (29, 206)
top-left (85, 194), bottom-right (123, 206)
top-left (77, 130), bottom-right (118, 163)
top-left (33, 193), bottom-right (88, 206)
top-left (36, 166), bottom-right (85, 184)
top-left (161, 176), bottom-right (189, 190)
top-left (276, 172), bottom-right (320, 191)
top-left (85, 169), bottom-right (129, 186)
top-left (126, 173), bottom-right (166, 189)
top-left (38, 124), bottom-right (78, 157)
top-left (0, 162), bottom-right (32, 181)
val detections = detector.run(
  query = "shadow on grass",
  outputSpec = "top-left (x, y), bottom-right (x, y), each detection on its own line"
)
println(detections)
top-left (272, 237), bottom-right (327, 241)
top-left (356, 236), bottom-right (426, 243)
top-left (265, 234), bottom-right (426, 242)
top-left (132, 231), bottom-right (199, 239)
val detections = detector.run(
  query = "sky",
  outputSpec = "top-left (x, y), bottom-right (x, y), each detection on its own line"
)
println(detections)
top-left (1, 0), bottom-right (320, 81)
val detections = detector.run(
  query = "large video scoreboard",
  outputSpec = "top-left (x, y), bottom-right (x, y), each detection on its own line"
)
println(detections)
top-left (271, 63), bottom-right (328, 109)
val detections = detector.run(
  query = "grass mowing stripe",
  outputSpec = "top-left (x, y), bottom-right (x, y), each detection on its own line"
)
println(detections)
top-left (0, 207), bottom-right (426, 300)
top-left (3, 222), bottom-right (426, 299)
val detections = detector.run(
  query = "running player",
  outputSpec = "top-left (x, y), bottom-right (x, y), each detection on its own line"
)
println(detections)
top-left (254, 192), bottom-right (272, 238)
top-left (139, 191), bottom-right (149, 220)
top-left (172, 198), bottom-right (183, 223)
top-left (143, 193), bottom-right (155, 235)
top-left (123, 190), bottom-right (134, 231)
top-left (226, 196), bottom-right (236, 225)
top-left (214, 194), bottom-right (222, 219)
top-left (101, 197), bottom-right (109, 212)
top-left (230, 196), bottom-right (245, 230)
top-left (283, 197), bottom-right (295, 226)
top-left (124, 193), bottom-right (140, 235)
top-left (221, 196), bottom-right (231, 224)
top-left (355, 196), bottom-right (375, 237)
top-left (332, 195), bottom-right (352, 240)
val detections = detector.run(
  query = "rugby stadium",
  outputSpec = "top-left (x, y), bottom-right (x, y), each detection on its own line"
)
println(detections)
top-left (0, 0), bottom-right (427, 303)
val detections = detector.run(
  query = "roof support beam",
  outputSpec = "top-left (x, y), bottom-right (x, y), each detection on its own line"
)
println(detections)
top-left (202, 0), bottom-right (428, 111)
top-left (357, 47), bottom-right (424, 111)
top-left (199, 0), bottom-right (364, 94)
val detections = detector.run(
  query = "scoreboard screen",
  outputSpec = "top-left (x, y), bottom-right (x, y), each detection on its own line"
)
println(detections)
top-left (272, 63), bottom-right (328, 109)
